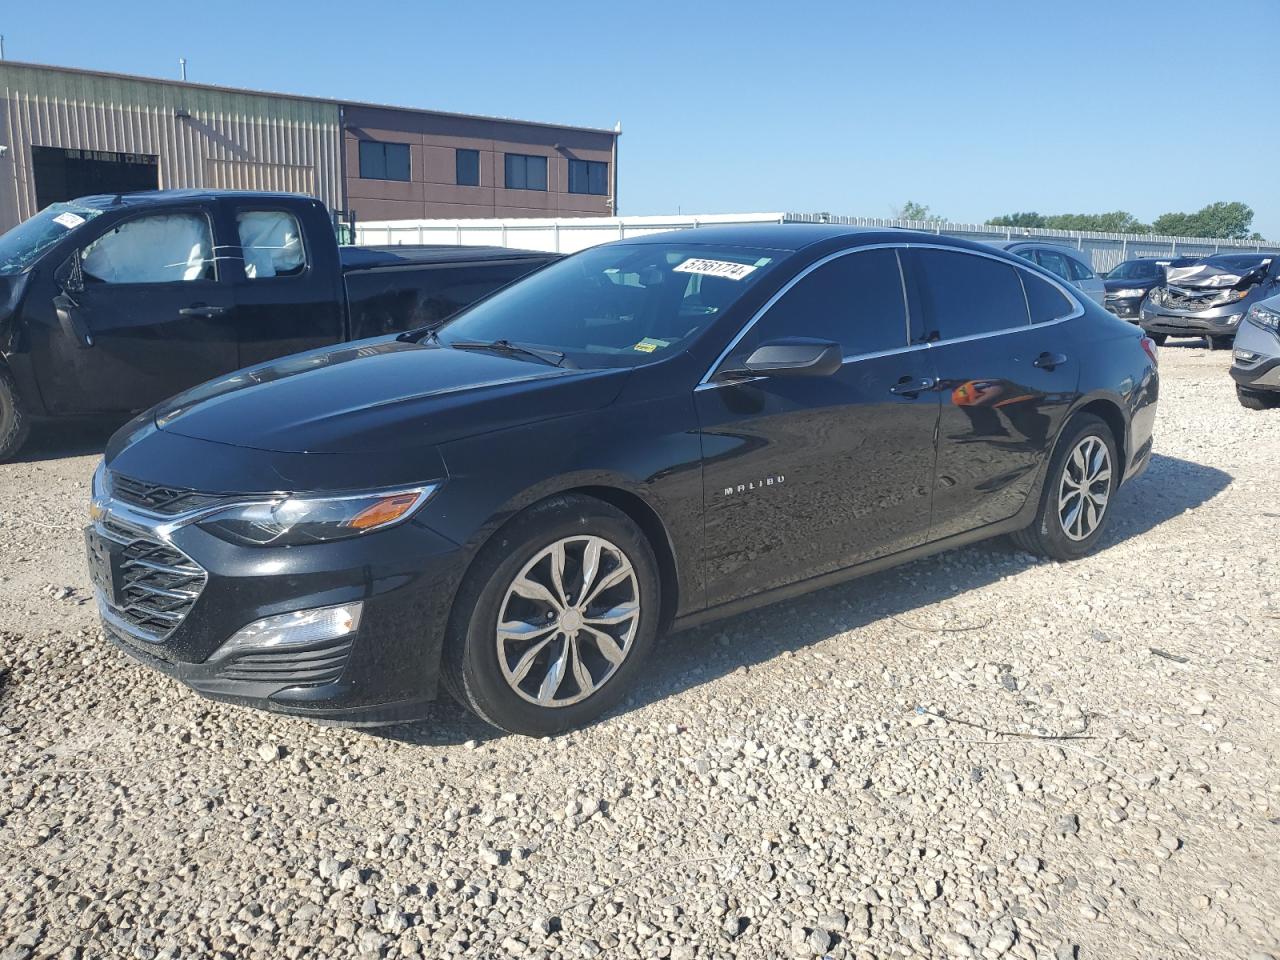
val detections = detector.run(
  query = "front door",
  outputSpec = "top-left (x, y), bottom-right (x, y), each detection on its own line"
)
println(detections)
top-left (904, 247), bottom-right (1081, 540)
top-left (696, 247), bottom-right (941, 609)
top-left (35, 208), bottom-right (238, 414)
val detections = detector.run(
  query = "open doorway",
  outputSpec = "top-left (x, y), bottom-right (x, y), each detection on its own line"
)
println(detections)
top-left (32, 146), bottom-right (159, 208)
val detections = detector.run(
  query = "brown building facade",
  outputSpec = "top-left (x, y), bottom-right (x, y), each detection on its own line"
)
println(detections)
top-left (341, 103), bottom-right (618, 223)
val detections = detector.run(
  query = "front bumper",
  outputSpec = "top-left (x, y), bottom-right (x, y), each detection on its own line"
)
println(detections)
top-left (1139, 306), bottom-right (1243, 337)
top-left (1230, 356), bottom-right (1280, 392)
top-left (87, 498), bottom-right (466, 724)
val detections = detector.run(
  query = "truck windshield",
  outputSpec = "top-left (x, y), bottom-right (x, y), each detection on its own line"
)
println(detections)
top-left (436, 242), bottom-right (783, 368)
top-left (0, 203), bottom-right (103, 276)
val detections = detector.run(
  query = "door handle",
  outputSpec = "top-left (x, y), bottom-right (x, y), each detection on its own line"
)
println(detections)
top-left (1033, 352), bottom-right (1068, 371)
top-left (178, 304), bottom-right (230, 319)
top-left (890, 375), bottom-right (936, 397)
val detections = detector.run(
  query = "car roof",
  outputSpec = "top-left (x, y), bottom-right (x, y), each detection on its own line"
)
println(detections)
top-left (999, 240), bottom-right (1089, 259)
top-left (69, 189), bottom-right (320, 209)
top-left (612, 223), bottom-right (1006, 255)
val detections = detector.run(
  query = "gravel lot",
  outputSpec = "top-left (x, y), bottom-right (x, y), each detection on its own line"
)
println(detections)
top-left (1, 345), bottom-right (1277, 960)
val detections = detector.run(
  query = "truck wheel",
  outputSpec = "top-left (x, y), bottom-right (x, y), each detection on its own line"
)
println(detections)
top-left (0, 367), bottom-right (31, 463)
top-left (1011, 413), bottom-right (1118, 562)
top-left (443, 494), bottom-right (661, 736)
top-left (1236, 385), bottom-right (1280, 411)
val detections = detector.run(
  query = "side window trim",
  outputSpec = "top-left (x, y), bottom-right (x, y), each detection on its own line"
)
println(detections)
top-left (699, 242), bottom-right (1084, 386)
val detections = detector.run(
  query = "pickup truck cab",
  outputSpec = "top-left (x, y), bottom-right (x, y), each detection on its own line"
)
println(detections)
top-left (0, 190), bottom-right (556, 460)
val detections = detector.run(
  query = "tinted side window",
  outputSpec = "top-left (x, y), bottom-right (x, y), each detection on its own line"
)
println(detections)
top-left (1132, 261), bottom-right (1159, 279)
top-left (915, 249), bottom-right (1029, 339)
top-left (1021, 271), bottom-right (1074, 324)
top-left (1067, 256), bottom-right (1095, 281)
top-left (1109, 261), bottom-right (1132, 279)
top-left (732, 249), bottom-right (908, 361)
top-left (1035, 249), bottom-right (1072, 281)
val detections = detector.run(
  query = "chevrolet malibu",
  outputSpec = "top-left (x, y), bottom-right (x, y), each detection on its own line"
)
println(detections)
top-left (87, 226), bottom-right (1159, 735)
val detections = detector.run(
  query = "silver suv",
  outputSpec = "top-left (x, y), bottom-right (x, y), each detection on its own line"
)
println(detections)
top-left (1231, 293), bottom-right (1280, 409)
top-left (999, 241), bottom-right (1106, 305)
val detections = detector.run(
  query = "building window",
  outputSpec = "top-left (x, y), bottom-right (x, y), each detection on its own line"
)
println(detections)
top-left (359, 141), bottom-right (410, 181)
top-left (504, 153), bottom-right (547, 191)
top-left (569, 159), bottom-right (609, 196)
top-left (456, 148), bottom-right (480, 187)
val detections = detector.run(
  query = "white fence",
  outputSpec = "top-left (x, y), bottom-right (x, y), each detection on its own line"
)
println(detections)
top-left (353, 212), bottom-right (1280, 274)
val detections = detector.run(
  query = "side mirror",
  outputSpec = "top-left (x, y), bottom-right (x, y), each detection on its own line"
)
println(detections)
top-left (720, 337), bottom-right (843, 380)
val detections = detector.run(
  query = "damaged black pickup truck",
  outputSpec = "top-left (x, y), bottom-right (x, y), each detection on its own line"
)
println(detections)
top-left (0, 190), bottom-right (556, 460)
top-left (1139, 252), bottom-right (1280, 349)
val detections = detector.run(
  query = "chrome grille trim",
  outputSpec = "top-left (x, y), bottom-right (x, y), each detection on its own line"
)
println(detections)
top-left (93, 513), bottom-right (208, 644)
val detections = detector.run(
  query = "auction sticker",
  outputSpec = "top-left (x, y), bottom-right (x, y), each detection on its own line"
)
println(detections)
top-left (673, 258), bottom-right (757, 281)
top-left (53, 212), bottom-right (86, 229)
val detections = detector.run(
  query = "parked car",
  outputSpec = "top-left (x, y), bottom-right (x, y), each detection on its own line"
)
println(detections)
top-left (999, 241), bottom-right (1106, 304)
top-left (86, 226), bottom-right (1158, 735)
top-left (1230, 293), bottom-right (1280, 409)
top-left (1102, 257), bottom-right (1198, 320)
top-left (0, 190), bottom-right (557, 460)
top-left (1139, 252), bottom-right (1279, 349)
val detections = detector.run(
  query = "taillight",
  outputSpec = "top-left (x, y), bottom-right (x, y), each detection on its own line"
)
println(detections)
top-left (1139, 336), bottom-right (1158, 366)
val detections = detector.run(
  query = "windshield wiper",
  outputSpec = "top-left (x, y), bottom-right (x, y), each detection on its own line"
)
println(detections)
top-left (397, 320), bottom-right (447, 344)
top-left (447, 338), bottom-right (571, 367)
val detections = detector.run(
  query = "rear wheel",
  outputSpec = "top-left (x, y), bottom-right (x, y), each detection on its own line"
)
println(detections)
top-left (1147, 332), bottom-right (1167, 346)
top-left (0, 366), bottom-right (31, 463)
top-left (1237, 384), bottom-right (1280, 410)
top-left (443, 494), bottom-right (661, 736)
top-left (1011, 413), bottom-right (1118, 561)
top-left (1207, 335), bottom-right (1233, 351)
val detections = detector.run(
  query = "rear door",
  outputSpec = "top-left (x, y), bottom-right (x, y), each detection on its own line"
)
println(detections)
top-left (227, 203), bottom-right (345, 368)
top-left (695, 247), bottom-right (940, 607)
top-left (33, 207), bottom-right (239, 414)
top-left (905, 248), bottom-right (1080, 540)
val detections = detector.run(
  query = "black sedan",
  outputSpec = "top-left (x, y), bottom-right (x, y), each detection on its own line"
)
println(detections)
top-left (1103, 257), bottom-right (1197, 319)
top-left (87, 226), bottom-right (1160, 735)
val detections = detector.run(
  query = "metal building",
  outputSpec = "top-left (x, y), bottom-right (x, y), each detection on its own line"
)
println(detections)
top-left (0, 60), bottom-right (621, 234)
top-left (0, 61), bottom-right (344, 232)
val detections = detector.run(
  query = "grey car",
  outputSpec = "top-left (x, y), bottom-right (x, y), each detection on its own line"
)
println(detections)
top-left (1230, 293), bottom-right (1280, 409)
top-left (1000, 241), bottom-right (1106, 305)
top-left (1140, 253), bottom-right (1280, 350)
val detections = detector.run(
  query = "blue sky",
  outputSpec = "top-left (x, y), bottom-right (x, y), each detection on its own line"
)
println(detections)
top-left (5, 0), bottom-right (1278, 237)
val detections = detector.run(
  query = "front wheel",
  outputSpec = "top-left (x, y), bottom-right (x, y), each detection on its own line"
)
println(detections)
top-left (0, 366), bottom-right (31, 463)
top-left (443, 494), bottom-right (661, 736)
top-left (1237, 384), bottom-right (1280, 410)
top-left (1147, 332), bottom-right (1167, 346)
top-left (1207, 335), bottom-right (1233, 351)
top-left (1011, 413), bottom-right (1118, 561)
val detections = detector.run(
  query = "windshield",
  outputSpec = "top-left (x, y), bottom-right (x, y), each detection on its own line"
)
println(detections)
top-left (435, 242), bottom-right (783, 368)
top-left (0, 202), bottom-right (103, 276)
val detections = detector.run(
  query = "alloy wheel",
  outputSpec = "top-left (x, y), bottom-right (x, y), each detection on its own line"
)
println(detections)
top-left (496, 535), bottom-right (641, 707)
top-left (1057, 435), bottom-right (1111, 541)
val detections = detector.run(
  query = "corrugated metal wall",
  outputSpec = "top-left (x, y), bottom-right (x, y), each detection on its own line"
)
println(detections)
top-left (0, 62), bottom-right (342, 231)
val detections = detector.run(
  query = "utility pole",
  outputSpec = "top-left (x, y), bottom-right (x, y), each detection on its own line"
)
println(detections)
top-left (1, 36), bottom-right (7, 61)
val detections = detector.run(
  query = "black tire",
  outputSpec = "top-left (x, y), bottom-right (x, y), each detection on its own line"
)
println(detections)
top-left (443, 494), bottom-right (661, 736)
top-left (1207, 335), bottom-right (1233, 351)
top-left (1011, 413), bottom-right (1119, 562)
top-left (1236, 384), bottom-right (1280, 411)
top-left (0, 366), bottom-right (31, 463)
top-left (1148, 332), bottom-right (1167, 346)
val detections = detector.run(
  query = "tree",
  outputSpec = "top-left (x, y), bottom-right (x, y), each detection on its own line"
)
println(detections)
top-left (988, 212), bottom-right (1047, 228)
top-left (895, 201), bottom-right (940, 222)
top-left (1151, 202), bottom-right (1255, 240)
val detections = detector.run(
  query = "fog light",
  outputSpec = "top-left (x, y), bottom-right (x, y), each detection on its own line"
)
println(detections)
top-left (1223, 313), bottom-right (1242, 326)
top-left (210, 602), bottom-right (363, 661)
top-left (1234, 348), bottom-right (1260, 363)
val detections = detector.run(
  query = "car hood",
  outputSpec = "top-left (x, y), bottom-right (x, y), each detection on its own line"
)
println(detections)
top-left (153, 338), bottom-right (628, 454)
top-left (1166, 260), bottom-right (1270, 290)
top-left (1104, 277), bottom-right (1158, 293)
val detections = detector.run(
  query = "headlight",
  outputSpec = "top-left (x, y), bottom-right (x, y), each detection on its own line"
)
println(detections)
top-left (1246, 302), bottom-right (1280, 333)
top-left (89, 460), bottom-right (110, 522)
top-left (1112, 288), bottom-right (1146, 298)
top-left (1146, 287), bottom-right (1165, 306)
top-left (199, 484), bottom-right (440, 546)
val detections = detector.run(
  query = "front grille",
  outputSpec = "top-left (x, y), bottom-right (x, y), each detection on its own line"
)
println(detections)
top-left (101, 520), bottom-right (206, 640)
top-left (1162, 289), bottom-right (1233, 311)
top-left (215, 636), bottom-right (353, 686)
top-left (110, 472), bottom-right (227, 516)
